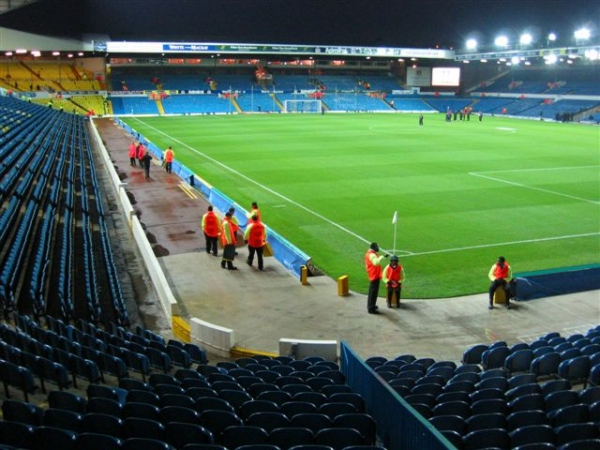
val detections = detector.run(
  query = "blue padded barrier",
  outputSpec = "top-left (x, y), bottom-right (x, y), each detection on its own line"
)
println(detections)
top-left (341, 341), bottom-right (453, 450)
top-left (514, 264), bottom-right (600, 301)
top-left (119, 118), bottom-right (312, 278)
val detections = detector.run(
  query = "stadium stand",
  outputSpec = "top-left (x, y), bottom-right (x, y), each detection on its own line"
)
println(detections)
top-left (361, 326), bottom-right (600, 448)
top-left (0, 33), bottom-right (597, 449)
top-left (0, 88), bottom-right (597, 449)
top-left (0, 96), bottom-right (127, 325)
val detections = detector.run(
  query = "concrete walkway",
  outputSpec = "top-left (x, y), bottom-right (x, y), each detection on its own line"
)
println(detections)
top-left (95, 117), bottom-right (600, 361)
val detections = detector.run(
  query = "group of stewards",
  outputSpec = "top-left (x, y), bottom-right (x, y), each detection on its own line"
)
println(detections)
top-left (364, 243), bottom-right (514, 314)
top-left (201, 202), bottom-right (268, 271)
top-left (364, 242), bottom-right (406, 314)
top-left (127, 142), bottom-right (175, 179)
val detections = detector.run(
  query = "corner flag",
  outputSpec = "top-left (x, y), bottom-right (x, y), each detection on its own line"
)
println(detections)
top-left (392, 211), bottom-right (398, 224)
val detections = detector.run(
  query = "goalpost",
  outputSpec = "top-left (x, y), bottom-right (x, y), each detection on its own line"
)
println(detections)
top-left (283, 99), bottom-right (323, 113)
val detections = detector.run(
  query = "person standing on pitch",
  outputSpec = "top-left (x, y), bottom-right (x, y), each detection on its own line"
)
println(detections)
top-left (201, 205), bottom-right (221, 257)
top-left (419, 114), bottom-right (424, 127)
top-left (488, 256), bottom-right (513, 310)
top-left (220, 212), bottom-right (238, 270)
top-left (364, 242), bottom-right (389, 314)
top-left (383, 255), bottom-right (405, 308)
top-left (244, 215), bottom-right (267, 270)
top-left (163, 145), bottom-right (175, 174)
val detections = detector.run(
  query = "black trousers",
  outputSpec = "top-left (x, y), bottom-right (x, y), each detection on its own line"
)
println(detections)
top-left (204, 233), bottom-right (218, 256)
top-left (247, 245), bottom-right (264, 269)
top-left (221, 244), bottom-right (236, 269)
top-left (367, 278), bottom-right (380, 312)
top-left (387, 284), bottom-right (402, 306)
top-left (165, 162), bottom-right (172, 173)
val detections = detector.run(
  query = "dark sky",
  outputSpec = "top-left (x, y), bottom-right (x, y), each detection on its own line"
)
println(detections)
top-left (2, 0), bottom-right (598, 49)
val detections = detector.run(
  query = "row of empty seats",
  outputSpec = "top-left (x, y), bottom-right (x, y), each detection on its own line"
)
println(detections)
top-left (365, 325), bottom-right (600, 449)
top-left (0, 96), bottom-right (128, 326)
top-left (0, 310), bottom-right (383, 449)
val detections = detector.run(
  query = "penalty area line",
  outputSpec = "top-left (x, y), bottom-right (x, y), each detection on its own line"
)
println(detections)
top-left (469, 172), bottom-right (600, 205)
top-left (402, 232), bottom-right (599, 258)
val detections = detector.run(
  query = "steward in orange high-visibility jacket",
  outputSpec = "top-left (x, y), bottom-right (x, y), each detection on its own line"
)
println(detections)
top-left (364, 242), bottom-right (389, 314)
top-left (244, 215), bottom-right (267, 270)
top-left (163, 146), bottom-right (175, 174)
top-left (488, 256), bottom-right (513, 310)
top-left (220, 212), bottom-right (238, 270)
top-left (382, 255), bottom-right (405, 308)
top-left (129, 141), bottom-right (138, 166)
top-left (228, 207), bottom-right (240, 234)
top-left (246, 201), bottom-right (261, 222)
top-left (201, 206), bottom-right (221, 257)
top-left (136, 143), bottom-right (146, 164)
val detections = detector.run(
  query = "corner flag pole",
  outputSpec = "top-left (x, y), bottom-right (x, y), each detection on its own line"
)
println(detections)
top-left (392, 211), bottom-right (398, 255)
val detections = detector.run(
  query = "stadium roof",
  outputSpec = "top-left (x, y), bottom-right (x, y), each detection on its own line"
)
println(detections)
top-left (0, 0), bottom-right (596, 50)
top-left (0, 0), bottom-right (38, 14)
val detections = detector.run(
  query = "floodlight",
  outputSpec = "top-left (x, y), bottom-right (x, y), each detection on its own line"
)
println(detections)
top-left (548, 32), bottom-right (557, 42)
top-left (15, 49), bottom-right (27, 54)
top-left (544, 54), bottom-right (557, 64)
top-left (31, 50), bottom-right (41, 57)
top-left (466, 38), bottom-right (477, 50)
top-left (511, 56), bottom-right (520, 65)
top-left (574, 28), bottom-right (590, 40)
top-left (520, 33), bottom-right (532, 45)
top-left (52, 51), bottom-right (60, 56)
top-left (495, 36), bottom-right (509, 47)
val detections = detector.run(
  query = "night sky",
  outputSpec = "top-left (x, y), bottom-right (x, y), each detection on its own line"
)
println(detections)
top-left (1, 0), bottom-right (597, 49)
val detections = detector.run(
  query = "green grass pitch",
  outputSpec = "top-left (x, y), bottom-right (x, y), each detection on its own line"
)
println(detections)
top-left (122, 113), bottom-right (600, 298)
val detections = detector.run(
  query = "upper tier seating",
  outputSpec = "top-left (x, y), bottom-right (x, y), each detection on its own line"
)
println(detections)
top-left (0, 95), bottom-right (127, 326)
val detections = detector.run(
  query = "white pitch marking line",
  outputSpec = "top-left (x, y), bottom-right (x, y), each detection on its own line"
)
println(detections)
top-left (479, 165), bottom-right (599, 174)
top-left (130, 118), bottom-right (373, 245)
top-left (401, 232), bottom-right (599, 258)
top-left (130, 118), bottom-right (599, 257)
top-left (469, 172), bottom-right (600, 205)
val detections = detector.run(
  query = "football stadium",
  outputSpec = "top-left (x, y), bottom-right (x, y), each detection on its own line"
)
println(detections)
top-left (0, 1), bottom-right (598, 449)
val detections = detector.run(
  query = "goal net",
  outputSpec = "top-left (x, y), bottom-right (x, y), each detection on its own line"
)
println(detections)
top-left (283, 99), bottom-right (323, 113)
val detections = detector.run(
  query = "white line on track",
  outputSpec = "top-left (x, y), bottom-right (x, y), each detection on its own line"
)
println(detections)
top-left (132, 118), bottom-right (599, 257)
